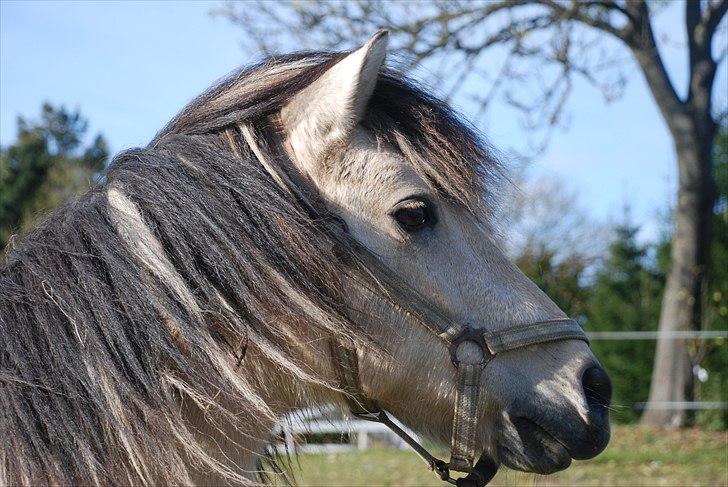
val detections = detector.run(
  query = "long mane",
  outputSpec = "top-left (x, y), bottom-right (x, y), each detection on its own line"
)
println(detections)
top-left (0, 51), bottom-right (500, 485)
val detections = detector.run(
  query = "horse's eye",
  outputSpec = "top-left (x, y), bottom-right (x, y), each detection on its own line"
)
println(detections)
top-left (392, 199), bottom-right (434, 231)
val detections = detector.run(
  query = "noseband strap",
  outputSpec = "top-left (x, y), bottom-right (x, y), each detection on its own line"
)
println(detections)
top-left (332, 301), bottom-right (588, 486)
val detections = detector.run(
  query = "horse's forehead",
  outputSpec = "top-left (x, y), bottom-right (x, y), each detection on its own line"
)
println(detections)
top-left (325, 128), bottom-right (428, 205)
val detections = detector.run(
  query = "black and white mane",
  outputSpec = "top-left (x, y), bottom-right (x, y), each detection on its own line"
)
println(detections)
top-left (0, 52), bottom-right (499, 485)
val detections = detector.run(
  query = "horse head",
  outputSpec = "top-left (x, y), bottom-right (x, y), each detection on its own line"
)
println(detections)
top-left (279, 31), bottom-right (611, 480)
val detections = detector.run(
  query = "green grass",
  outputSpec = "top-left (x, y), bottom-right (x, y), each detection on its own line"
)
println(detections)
top-left (278, 426), bottom-right (727, 486)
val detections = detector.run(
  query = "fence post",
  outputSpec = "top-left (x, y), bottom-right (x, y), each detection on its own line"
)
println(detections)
top-left (284, 424), bottom-right (295, 453)
top-left (357, 431), bottom-right (369, 450)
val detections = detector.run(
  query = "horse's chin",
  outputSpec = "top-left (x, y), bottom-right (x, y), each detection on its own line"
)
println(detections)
top-left (495, 417), bottom-right (572, 475)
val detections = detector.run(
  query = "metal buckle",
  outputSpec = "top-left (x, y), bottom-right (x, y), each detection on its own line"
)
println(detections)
top-left (448, 325), bottom-right (493, 367)
top-left (431, 459), bottom-right (456, 484)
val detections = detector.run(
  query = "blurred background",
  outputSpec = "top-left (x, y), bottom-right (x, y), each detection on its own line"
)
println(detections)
top-left (1, 1), bottom-right (726, 485)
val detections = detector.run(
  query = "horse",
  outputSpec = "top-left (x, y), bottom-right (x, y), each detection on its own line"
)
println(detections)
top-left (0, 31), bottom-right (611, 486)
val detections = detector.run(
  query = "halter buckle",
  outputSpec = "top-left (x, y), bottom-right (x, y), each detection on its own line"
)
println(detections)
top-left (449, 326), bottom-right (494, 367)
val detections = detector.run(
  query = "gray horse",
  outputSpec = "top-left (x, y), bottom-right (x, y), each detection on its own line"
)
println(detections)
top-left (0, 32), bottom-right (610, 486)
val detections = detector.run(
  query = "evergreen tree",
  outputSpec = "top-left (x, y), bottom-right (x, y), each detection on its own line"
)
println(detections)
top-left (0, 103), bottom-right (108, 251)
top-left (586, 218), bottom-right (663, 423)
top-left (516, 247), bottom-right (591, 321)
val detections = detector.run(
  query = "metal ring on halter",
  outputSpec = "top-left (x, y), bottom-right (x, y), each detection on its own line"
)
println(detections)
top-left (448, 325), bottom-right (494, 367)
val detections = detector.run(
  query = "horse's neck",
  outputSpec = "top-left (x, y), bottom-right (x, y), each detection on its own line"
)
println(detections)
top-left (182, 346), bottom-right (342, 485)
top-left (183, 398), bottom-right (271, 485)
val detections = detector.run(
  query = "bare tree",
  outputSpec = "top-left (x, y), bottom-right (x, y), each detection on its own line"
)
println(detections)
top-left (217, 0), bottom-right (727, 426)
top-left (501, 174), bottom-right (611, 265)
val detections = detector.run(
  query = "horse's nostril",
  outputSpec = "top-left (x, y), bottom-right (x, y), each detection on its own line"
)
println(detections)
top-left (582, 365), bottom-right (612, 418)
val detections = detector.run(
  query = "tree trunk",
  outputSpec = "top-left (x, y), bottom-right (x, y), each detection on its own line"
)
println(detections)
top-left (641, 122), bottom-right (715, 427)
top-left (633, 0), bottom-right (720, 427)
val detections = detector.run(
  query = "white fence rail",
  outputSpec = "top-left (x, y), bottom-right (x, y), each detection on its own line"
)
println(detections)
top-left (635, 401), bottom-right (728, 410)
top-left (586, 329), bottom-right (727, 411)
top-left (271, 406), bottom-right (420, 454)
top-left (586, 330), bottom-right (728, 340)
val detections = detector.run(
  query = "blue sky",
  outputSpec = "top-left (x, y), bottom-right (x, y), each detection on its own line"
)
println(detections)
top-left (2, 1), bottom-right (725, 243)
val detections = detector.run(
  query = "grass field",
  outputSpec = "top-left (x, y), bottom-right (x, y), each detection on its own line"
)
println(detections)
top-left (282, 426), bottom-right (727, 486)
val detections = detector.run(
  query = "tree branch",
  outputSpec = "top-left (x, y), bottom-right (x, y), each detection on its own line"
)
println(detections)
top-left (686, 1), bottom-right (720, 140)
top-left (622, 1), bottom-right (685, 131)
top-left (701, 0), bottom-right (728, 42)
top-left (216, 0), bottom-right (696, 152)
top-left (534, 0), bottom-right (633, 42)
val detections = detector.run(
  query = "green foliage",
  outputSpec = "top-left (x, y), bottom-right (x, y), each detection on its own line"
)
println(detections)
top-left (585, 219), bottom-right (664, 423)
top-left (515, 248), bottom-right (591, 320)
top-left (0, 103), bottom-right (108, 250)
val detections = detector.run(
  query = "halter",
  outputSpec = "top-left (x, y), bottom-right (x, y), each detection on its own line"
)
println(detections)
top-left (249, 148), bottom-right (589, 485)
top-left (331, 247), bottom-right (589, 487)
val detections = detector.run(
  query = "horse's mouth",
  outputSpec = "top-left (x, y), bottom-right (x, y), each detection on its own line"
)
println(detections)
top-left (496, 417), bottom-right (572, 475)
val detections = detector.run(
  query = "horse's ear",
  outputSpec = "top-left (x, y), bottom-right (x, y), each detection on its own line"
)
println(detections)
top-left (281, 30), bottom-right (388, 168)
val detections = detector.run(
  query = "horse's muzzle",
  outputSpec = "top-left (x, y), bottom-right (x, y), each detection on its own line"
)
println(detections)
top-left (496, 363), bottom-right (612, 474)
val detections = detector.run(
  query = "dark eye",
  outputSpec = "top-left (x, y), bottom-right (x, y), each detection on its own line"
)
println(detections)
top-left (391, 199), bottom-right (434, 231)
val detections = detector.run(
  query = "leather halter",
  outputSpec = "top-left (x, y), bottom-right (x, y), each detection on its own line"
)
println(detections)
top-left (331, 247), bottom-right (589, 487)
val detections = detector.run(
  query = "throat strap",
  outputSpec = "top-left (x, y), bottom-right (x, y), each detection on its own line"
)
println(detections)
top-left (329, 340), bottom-right (378, 416)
